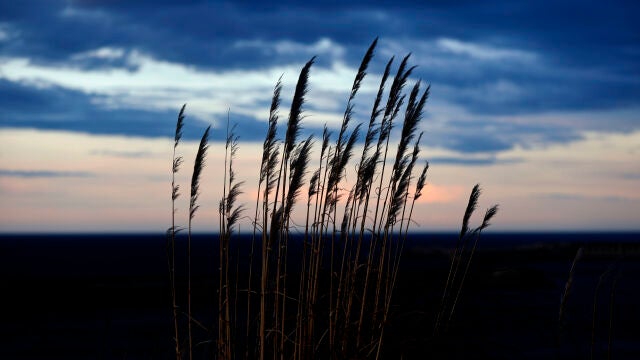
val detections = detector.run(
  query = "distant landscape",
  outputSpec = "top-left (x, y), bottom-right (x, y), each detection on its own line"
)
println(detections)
top-left (2, 233), bottom-right (639, 358)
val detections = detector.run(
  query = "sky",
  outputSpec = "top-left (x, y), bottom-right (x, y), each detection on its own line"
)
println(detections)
top-left (1, 0), bottom-right (639, 233)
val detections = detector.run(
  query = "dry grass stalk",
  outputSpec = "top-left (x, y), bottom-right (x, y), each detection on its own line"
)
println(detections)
top-left (168, 104), bottom-right (185, 360)
top-left (558, 246), bottom-right (584, 338)
top-left (434, 185), bottom-right (498, 336)
top-left (187, 125), bottom-right (210, 360)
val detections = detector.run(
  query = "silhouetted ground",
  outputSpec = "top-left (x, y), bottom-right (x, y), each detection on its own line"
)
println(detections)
top-left (1, 233), bottom-right (639, 359)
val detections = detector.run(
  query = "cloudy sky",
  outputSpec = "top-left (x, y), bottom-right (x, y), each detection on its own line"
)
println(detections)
top-left (1, 0), bottom-right (639, 232)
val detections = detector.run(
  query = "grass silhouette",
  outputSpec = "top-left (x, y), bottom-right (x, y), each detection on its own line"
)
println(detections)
top-left (168, 39), bottom-right (497, 359)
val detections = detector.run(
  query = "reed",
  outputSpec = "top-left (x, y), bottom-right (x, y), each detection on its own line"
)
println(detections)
top-left (247, 77), bottom-right (282, 358)
top-left (590, 262), bottom-right (622, 360)
top-left (558, 246), bottom-right (584, 340)
top-left (167, 39), bottom-right (497, 359)
top-left (446, 204), bottom-right (499, 326)
top-left (187, 124), bottom-right (210, 360)
top-left (168, 104), bottom-right (185, 360)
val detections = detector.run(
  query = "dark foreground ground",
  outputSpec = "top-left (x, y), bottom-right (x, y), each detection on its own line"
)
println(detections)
top-left (1, 233), bottom-right (639, 359)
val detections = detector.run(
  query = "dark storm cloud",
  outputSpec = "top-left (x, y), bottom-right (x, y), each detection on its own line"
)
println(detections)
top-left (5, 0), bottom-right (637, 75)
top-left (1, 0), bottom-right (638, 154)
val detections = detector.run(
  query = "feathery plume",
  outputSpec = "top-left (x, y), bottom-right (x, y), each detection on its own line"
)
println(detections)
top-left (265, 148), bottom-right (281, 198)
top-left (327, 124), bottom-right (361, 209)
top-left (284, 57), bottom-right (315, 161)
top-left (363, 57), bottom-right (392, 161)
top-left (336, 38), bottom-right (376, 151)
top-left (381, 54), bottom-right (415, 140)
top-left (392, 82), bottom-right (429, 185)
top-left (414, 161), bottom-right (429, 200)
top-left (308, 169), bottom-right (320, 199)
top-left (321, 125), bottom-right (331, 160)
top-left (349, 38), bottom-right (377, 101)
top-left (285, 136), bottom-right (314, 219)
top-left (260, 78), bottom-right (282, 184)
top-left (190, 126), bottom-right (211, 219)
top-left (388, 133), bottom-right (422, 226)
top-left (174, 104), bottom-right (186, 149)
top-left (460, 184), bottom-right (481, 239)
top-left (222, 124), bottom-right (245, 234)
top-left (478, 205), bottom-right (499, 231)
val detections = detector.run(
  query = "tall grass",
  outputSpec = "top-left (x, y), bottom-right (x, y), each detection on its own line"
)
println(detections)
top-left (188, 125), bottom-right (210, 360)
top-left (434, 186), bottom-right (499, 335)
top-left (168, 104), bottom-right (185, 360)
top-left (167, 39), bottom-right (497, 359)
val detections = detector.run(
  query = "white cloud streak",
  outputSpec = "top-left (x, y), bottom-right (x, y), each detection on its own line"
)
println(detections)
top-left (234, 37), bottom-right (346, 59)
top-left (0, 46), bottom-right (361, 128)
top-left (0, 36), bottom-right (539, 136)
top-left (436, 38), bottom-right (537, 62)
top-left (71, 47), bottom-right (126, 60)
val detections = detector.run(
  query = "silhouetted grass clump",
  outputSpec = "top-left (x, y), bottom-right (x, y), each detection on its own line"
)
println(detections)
top-left (167, 39), bottom-right (497, 359)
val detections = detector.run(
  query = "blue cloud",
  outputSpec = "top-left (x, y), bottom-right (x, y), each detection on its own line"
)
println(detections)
top-left (622, 173), bottom-right (640, 180)
top-left (0, 79), bottom-right (268, 142)
top-left (537, 192), bottom-right (635, 203)
top-left (90, 150), bottom-right (156, 158)
top-left (0, 169), bottom-right (94, 178)
top-left (424, 118), bottom-right (582, 154)
top-left (438, 135), bottom-right (514, 154)
top-left (428, 156), bottom-right (522, 166)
